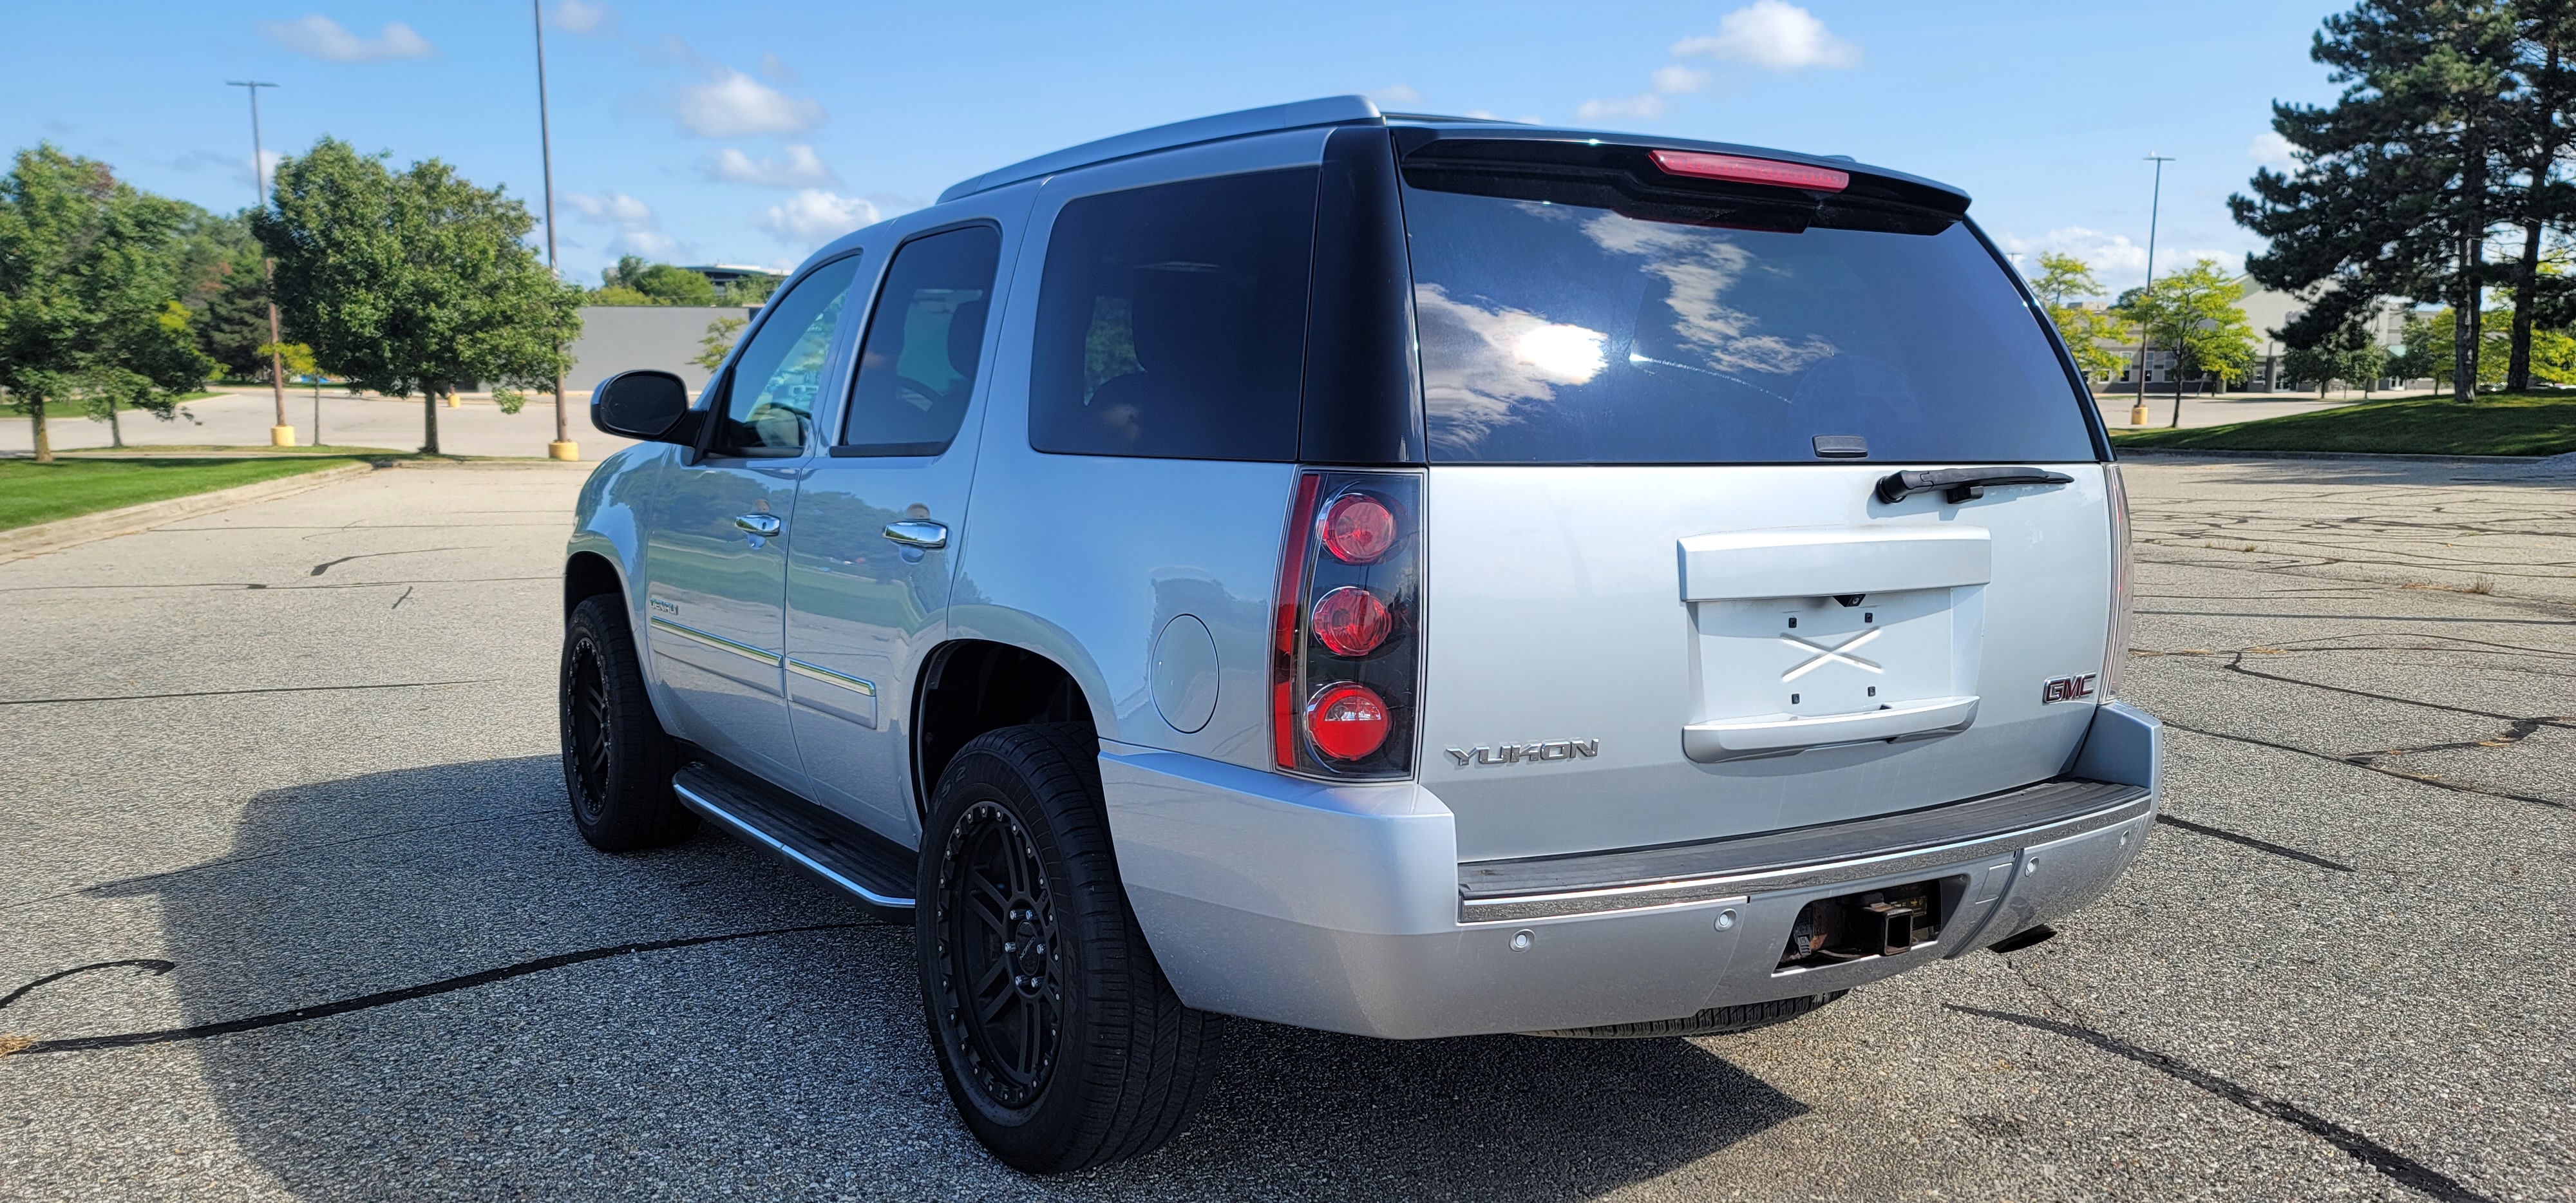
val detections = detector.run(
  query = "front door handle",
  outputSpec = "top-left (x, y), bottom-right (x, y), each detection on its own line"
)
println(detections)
top-left (734, 513), bottom-right (784, 538)
top-left (882, 520), bottom-right (948, 549)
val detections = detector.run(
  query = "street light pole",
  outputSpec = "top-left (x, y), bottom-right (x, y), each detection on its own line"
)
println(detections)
top-left (2132, 153), bottom-right (2174, 428)
top-left (229, 80), bottom-right (294, 448)
top-left (533, 0), bottom-right (578, 462)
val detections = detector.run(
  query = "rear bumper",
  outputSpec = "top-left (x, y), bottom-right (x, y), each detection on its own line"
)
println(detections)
top-left (1103, 701), bottom-right (2160, 1039)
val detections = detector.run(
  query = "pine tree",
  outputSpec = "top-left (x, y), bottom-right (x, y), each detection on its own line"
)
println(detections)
top-left (2232, 0), bottom-right (2521, 404)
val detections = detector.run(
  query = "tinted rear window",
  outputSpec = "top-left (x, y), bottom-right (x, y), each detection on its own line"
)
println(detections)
top-left (1030, 168), bottom-right (1318, 460)
top-left (1401, 182), bottom-right (2097, 464)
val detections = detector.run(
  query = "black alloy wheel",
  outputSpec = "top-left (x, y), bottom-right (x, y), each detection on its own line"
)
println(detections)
top-left (933, 800), bottom-right (1063, 1107)
top-left (916, 723), bottom-right (1218, 1173)
top-left (558, 594), bottom-right (692, 851)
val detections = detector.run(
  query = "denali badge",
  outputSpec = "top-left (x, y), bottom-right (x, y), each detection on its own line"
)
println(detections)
top-left (649, 597), bottom-right (681, 616)
top-left (2041, 674), bottom-right (2098, 704)
top-left (1447, 740), bottom-right (1598, 767)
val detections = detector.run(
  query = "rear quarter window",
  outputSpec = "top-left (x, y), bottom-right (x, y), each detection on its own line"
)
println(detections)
top-left (1401, 180), bottom-right (2098, 465)
top-left (1030, 168), bottom-right (1319, 461)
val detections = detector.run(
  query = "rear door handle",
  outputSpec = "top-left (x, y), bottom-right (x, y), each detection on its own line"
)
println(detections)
top-left (734, 513), bottom-right (784, 537)
top-left (882, 520), bottom-right (948, 549)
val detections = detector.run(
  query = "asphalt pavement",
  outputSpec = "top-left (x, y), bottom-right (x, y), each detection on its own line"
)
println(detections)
top-left (1, 455), bottom-right (2569, 1201)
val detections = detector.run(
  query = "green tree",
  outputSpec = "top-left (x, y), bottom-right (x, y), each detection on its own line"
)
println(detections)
top-left (0, 146), bottom-right (213, 461)
top-left (2336, 328), bottom-right (2391, 397)
top-left (255, 138), bottom-right (583, 454)
top-left (592, 254), bottom-right (718, 305)
top-left (715, 272), bottom-right (781, 306)
top-left (2231, 0), bottom-right (2522, 404)
top-left (2282, 343), bottom-right (2344, 397)
top-left (692, 314), bottom-right (746, 371)
top-left (2499, 4), bottom-right (2576, 389)
top-left (2028, 252), bottom-right (2131, 383)
top-left (2116, 260), bottom-right (2261, 424)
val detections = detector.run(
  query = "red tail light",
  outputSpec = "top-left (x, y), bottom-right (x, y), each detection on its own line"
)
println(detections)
top-left (1311, 586), bottom-right (1392, 656)
top-left (1273, 471), bottom-right (1421, 778)
top-left (1306, 682), bottom-right (1390, 761)
top-left (2101, 463), bottom-right (2132, 696)
top-left (1649, 148), bottom-right (1850, 193)
top-left (1319, 492), bottom-right (1398, 564)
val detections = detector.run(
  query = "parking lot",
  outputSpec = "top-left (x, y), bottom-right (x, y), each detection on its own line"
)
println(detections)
top-left (1, 455), bottom-right (2568, 1202)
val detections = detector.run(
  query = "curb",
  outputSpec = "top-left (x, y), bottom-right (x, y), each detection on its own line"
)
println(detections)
top-left (2113, 447), bottom-right (2557, 466)
top-left (0, 462), bottom-right (379, 564)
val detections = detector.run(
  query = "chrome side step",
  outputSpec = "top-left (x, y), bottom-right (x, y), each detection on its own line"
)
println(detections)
top-left (672, 763), bottom-right (915, 922)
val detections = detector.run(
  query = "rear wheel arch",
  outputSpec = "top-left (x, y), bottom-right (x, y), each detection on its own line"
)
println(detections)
top-left (913, 640), bottom-right (1099, 824)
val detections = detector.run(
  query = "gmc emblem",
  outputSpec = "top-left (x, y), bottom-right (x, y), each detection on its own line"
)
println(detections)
top-left (2041, 674), bottom-right (2098, 704)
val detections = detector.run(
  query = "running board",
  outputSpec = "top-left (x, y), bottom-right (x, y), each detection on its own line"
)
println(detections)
top-left (672, 763), bottom-right (916, 921)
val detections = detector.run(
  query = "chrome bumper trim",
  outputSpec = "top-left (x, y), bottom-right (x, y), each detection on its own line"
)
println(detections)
top-left (1457, 794), bottom-right (2152, 924)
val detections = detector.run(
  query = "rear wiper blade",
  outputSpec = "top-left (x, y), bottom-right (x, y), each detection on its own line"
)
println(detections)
top-left (1873, 466), bottom-right (2074, 506)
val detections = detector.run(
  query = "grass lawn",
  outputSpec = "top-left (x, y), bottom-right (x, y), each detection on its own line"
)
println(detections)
top-left (0, 456), bottom-right (369, 532)
top-left (2112, 392), bottom-right (2576, 457)
top-left (58, 444), bottom-right (411, 457)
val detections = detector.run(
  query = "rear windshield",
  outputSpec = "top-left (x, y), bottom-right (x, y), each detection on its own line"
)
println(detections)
top-left (1401, 182), bottom-right (2098, 464)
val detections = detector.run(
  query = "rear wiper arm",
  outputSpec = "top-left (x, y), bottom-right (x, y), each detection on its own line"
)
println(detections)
top-left (1873, 466), bottom-right (2074, 506)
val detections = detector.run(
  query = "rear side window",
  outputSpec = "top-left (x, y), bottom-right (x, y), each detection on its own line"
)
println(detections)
top-left (1030, 168), bottom-right (1318, 460)
top-left (1401, 181), bottom-right (2097, 464)
top-left (840, 225), bottom-right (1001, 456)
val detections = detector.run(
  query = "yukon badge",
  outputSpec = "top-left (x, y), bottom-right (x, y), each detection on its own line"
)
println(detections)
top-left (1447, 740), bottom-right (1599, 767)
top-left (2040, 674), bottom-right (2098, 704)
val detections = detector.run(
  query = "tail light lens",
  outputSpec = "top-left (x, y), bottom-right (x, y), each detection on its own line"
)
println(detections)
top-left (1274, 471), bottom-right (1421, 777)
top-left (2101, 463), bottom-right (2132, 696)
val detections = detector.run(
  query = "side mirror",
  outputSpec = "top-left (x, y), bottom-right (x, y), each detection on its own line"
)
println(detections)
top-left (591, 370), bottom-right (697, 443)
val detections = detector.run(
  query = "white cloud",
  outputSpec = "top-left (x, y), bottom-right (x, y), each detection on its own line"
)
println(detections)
top-left (705, 144), bottom-right (838, 188)
top-left (1651, 65), bottom-right (1709, 94)
top-left (759, 52), bottom-right (797, 84)
top-left (757, 190), bottom-right (880, 246)
top-left (566, 192), bottom-right (687, 260)
top-left (1367, 84), bottom-right (1426, 107)
top-left (552, 0), bottom-right (612, 34)
top-left (1997, 226), bottom-right (2155, 289)
top-left (1577, 93), bottom-right (1670, 122)
top-left (2248, 130), bottom-right (2299, 169)
top-left (173, 148), bottom-right (281, 195)
top-left (1672, 1), bottom-right (1859, 71)
top-left (260, 15), bottom-right (437, 62)
top-left (677, 69), bottom-right (824, 137)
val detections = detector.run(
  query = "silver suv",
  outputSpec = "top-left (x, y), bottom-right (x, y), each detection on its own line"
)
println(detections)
top-left (562, 97), bottom-right (2159, 1172)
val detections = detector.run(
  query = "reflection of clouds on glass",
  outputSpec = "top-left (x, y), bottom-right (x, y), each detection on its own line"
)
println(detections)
top-left (1580, 213), bottom-right (1836, 377)
top-left (1517, 323), bottom-right (1607, 383)
top-left (1416, 284), bottom-right (1604, 451)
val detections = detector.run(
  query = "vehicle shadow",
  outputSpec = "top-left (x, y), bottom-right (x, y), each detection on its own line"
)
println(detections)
top-left (91, 755), bottom-right (1804, 1200)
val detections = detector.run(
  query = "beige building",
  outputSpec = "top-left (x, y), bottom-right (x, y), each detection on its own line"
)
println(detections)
top-left (2079, 276), bottom-right (2416, 395)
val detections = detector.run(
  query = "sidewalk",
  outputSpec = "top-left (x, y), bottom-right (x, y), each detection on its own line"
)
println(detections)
top-left (2092, 388), bottom-right (2418, 431)
top-left (3, 388), bottom-right (638, 461)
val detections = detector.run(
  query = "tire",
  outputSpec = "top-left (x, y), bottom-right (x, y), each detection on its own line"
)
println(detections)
top-left (559, 594), bottom-right (694, 851)
top-left (916, 723), bottom-right (1218, 1173)
top-left (1521, 990), bottom-right (1847, 1039)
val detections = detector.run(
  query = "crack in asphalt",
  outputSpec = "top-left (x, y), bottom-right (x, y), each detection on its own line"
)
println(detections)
top-left (0, 679), bottom-right (494, 707)
top-left (0, 960), bottom-right (175, 1012)
top-left (308, 546), bottom-right (478, 576)
top-left (2152, 815), bottom-right (2355, 871)
top-left (0, 925), bottom-right (868, 1057)
top-left (1947, 1005), bottom-right (2494, 1203)
top-left (2164, 722), bottom-right (2569, 810)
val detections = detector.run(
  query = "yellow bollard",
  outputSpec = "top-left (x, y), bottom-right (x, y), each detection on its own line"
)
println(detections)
top-left (270, 424), bottom-right (297, 448)
top-left (446, 393), bottom-right (462, 408)
top-left (2128, 404), bottom-right (2148, 427)
top-left (547, 440), bottom-right (580, 461)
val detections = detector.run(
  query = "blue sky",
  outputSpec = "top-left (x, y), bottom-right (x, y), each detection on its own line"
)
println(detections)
top-left (6, 1), bottom-right (2342, 290)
